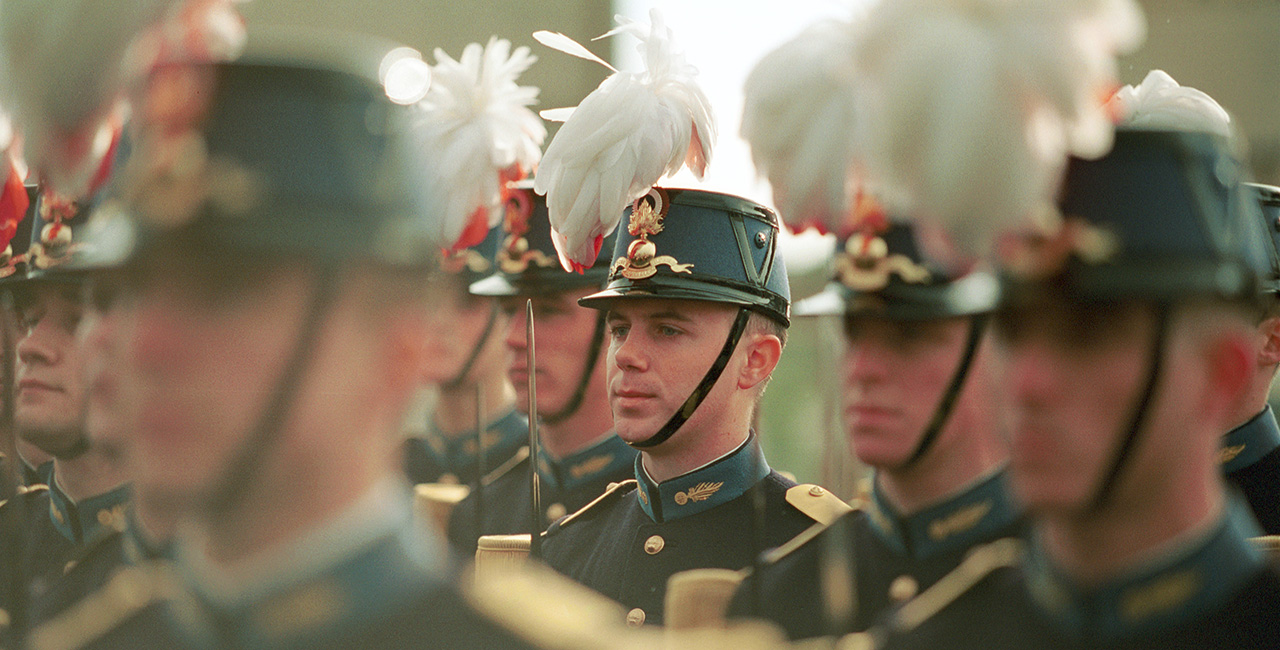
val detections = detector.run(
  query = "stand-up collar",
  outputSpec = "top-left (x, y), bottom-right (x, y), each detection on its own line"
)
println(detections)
top-left (864, 469), bottom-right (1021, 560)
top-left (172, 480), bottom-right (447, 650)
top-left (419, 408), bottom-right (527, 483)
top-left (1024, 497), bottom-right (1264, 643)
top-left (634, 433), bottom-right (771, 523)
top-left (1221, 405), bottom-right (1280, 474)
top-left (536, 433), bottom-right (635, 492)
top-left (41, 462), bottom-right (131, 545)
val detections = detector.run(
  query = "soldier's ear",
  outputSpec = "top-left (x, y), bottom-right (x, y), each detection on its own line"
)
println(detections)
top-left (1256, 315), bottom-right (1280, 367)
top-left (736, 330), bottom-right (782, 391)
top-left (1203, 325), bottom-right (1254, 424)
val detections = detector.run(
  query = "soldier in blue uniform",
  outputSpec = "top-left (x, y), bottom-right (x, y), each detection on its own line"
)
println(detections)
top-left (726, 211), bottom-right (1021, 639)
top-left (26, 29), bottom-right (544, 650)
top-left (540, 187), bottom-right (843, 627)
top-left (447, 185), bottom-right (635, 555)
top-left (402, 222), bottom-right (527, 488)
top-left (871, 125), bottom-right (1280, 650)
top-left (1220, 182), bottom-right (1280, 533)
top-left (0, 190), bottom-right (131, 640)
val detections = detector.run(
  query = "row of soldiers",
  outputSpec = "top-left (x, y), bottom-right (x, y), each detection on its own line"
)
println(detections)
top-left (0, 4), bottom-right (1278, 650)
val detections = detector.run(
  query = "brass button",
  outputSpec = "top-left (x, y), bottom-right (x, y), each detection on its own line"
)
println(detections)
top-left (889, 575), bottom-right (919, 603)
top-left (643, 535), bottom-right (665, 555)
top-left (809, 485), bottom-right (825, 497)
top-left (625, 608), bottom-right (646, 626)
top-left (546, 503), bottom-right (567, 521)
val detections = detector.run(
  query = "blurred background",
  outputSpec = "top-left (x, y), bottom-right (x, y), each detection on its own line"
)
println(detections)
top-left (243, 0), bottom-right (1280, 495)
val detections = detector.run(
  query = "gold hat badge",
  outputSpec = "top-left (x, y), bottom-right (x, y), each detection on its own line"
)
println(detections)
top-left (834, 195), bottom-right (930, 292)
top-left (611, 188), bottom-right (693, 280)
top-left (497, 187), bottom-right (555, 274)
top-left (996, 214), bottom-right (1119, 280)
top-left (29, 193), bottom-right (83, 270)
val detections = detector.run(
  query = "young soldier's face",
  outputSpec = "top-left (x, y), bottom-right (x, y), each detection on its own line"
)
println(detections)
top-left (605, 299), bottom-right (743, 445)
top-left (420, 274), bottom-right (509, 386)
top-left (840, 315), bottom-right (986, 469)
top-left (78, 276), bottom-right (132, 446)
top-left (501, 288), bottom-right (605, 417)
top-left (14, 283), bottom-right (89, 458)
top-left (996, 300), bottom-right (1164, 515)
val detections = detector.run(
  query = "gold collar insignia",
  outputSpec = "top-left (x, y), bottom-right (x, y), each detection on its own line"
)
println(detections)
top-left (1219, 444), bottom-right (1247, 465)
top-left (569, 455), bottom-right (614, 480)
top-left (926, 501), bottom-right (993, 541)
top-left (674, 481), bottom-right (723, 506)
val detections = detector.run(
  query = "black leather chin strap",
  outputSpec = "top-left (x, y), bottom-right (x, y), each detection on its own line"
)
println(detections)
top-left (1089, 304), bottom-right (1169, 512)
top-left (895, 314), bottom-right (989, 470)
top-left (441, 300), bottom-right (500, 390)
top-left (207, 265), bottom-right (339, 517)
top-left (629, 308), bottom-right (752, 449)
top-left (541, 312), bottom-right (606, 426)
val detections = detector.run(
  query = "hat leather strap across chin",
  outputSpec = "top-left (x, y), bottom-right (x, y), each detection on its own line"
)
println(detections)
top-left (206, 264), bottom-right (340, 518)
top-left (1089, 304), bottom-right (1169, 512)
top-left (629, 307), bottom-right (752, 449)
top-left (441, 301), bottom-right (500, 391)
top-left (541, 312), bottom-right (607, 426)
top-left (895, 314), bottom-right (989, 470)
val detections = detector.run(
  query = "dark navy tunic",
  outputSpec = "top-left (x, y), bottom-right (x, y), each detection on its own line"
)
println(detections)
top-left (403, 407), bottom-right (528, 486)
top-left (541, 435), bottom-right (817, 626)
top-left (730, 469), bottom-right (1025, 639)
top-left (876, 499), bottom-right (1280, 650)
top-left (1221, 405), bottom-right (1280, 534)
top-left (447, 432), bottom-right (636, 556)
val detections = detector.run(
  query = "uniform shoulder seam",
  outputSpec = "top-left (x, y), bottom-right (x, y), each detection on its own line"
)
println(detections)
top-left (888, 537), bottom-right (1023, 634)
top-left (548, 479), bottom-right (637, 534)
top-left (481, 446), bottom-right (530, 487)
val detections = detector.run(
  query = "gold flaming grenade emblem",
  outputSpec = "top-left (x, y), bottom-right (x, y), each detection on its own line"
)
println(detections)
top-left (611, 188), bottom-right (693, 280)
top-left (997, 216), bottom-right (1120, 280)
top-left (496, 188), bottom-right (555, 273)
top-left (835, 231), bottom-right (932, 292)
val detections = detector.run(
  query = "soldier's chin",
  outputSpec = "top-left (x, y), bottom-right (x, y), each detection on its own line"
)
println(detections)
top-left (613, 418), bottom-right (660, 446)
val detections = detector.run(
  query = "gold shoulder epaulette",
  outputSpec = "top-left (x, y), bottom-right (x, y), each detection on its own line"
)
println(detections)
top-left (482, 446), bottom-right (531, 487)
top-left (414, 483), bottom-right (472, 532)
top-left (0, 483), bottom-right (50, 508)
top-left (887, 537), bottom-right (1023, 634)
top-left (549, 479), bottom-right (637, 533)
top-left (786, 484), bottom-right (854, 526)
top-left (27, 561), bottom-right (173, 650)
top-left (1251, 535), bottom-right (1280, 564)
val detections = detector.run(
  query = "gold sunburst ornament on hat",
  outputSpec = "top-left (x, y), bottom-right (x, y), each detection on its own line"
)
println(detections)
top-left (610, 189), bottom-right (693, 280)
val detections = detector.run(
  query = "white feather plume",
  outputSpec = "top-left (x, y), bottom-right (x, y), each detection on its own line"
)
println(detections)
top-left (533, 9), bottom-right (717, 272)
top-left (1108, 70), bottom-right (1232, 138)
top-left (741, 18), bottom-right (862, 232)
top-left (853, 0), bottom-right (1146, 259)
top-left (411, 37), bottom-right (546, 251)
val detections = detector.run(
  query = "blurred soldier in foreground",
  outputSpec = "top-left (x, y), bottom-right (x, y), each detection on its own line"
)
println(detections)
top-left (874, 89), bottom-right (1280, 648)
top-left (28, 30), bottom-right (541, 650)
top-left (1222, 181), bottom-right (1280, 533)
top-left (457, 186), bottom-right (632, 554)
top-left (0, 191), bottom-right (131, 637)
top-left (728, 210), bottom-right (1016, 638)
